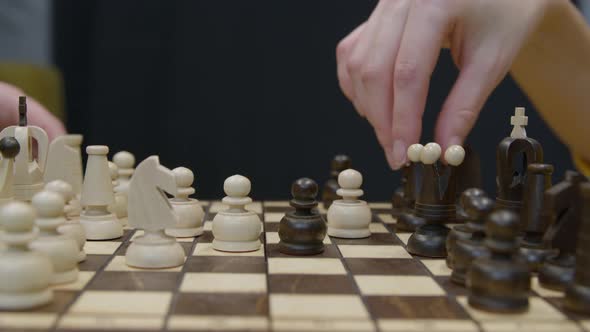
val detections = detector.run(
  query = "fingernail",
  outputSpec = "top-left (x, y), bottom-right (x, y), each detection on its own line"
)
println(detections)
top-left (391, 140), bottom-right (407, 170)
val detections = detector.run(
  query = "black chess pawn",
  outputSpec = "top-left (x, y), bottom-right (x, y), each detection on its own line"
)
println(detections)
top-left (468, 209), bottom-right (531, 313)
top-left (450, 196), bottom-right (495, 285)
top-left (322, 155), bottom-right (351, 209)
top-left (496, 107), bottom-right (543, 213)
top-left (564, 182), bottom-right (590, 314)
top-left (395, 144), bottom-right (425, 232)
top-left (447, 188), bottom-right (486, 268)
top-left (539, 171), bottom-right (588, 291)
top-left (454, 146), bottom-right (483, 222)
top-left (407, 144), bottom-right (464, 258)
top-left (391, 178), bottom-right (406, 218)
top-left (519, 163), bottom-right (554, 271)
top-left (279, 178), bottom-right (327, 255)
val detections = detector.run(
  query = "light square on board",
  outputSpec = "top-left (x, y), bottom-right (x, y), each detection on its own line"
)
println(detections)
top-left (456, 296), bottom-right (566, 322)
top-left (480, 321), bottom-right (581, 332)
top-left (203, 220), bottom-right (212, 231)
top-left (369, 222), bottom-right (390, 233)
top-left (193, 242), bottom-right (264, 257)
top-left (167, 315), bottom-right (269, 331)
top-left (265, 231), bottom-right (331, 244)
top-left (272, 319), bottom-right (376, 332)
top-left (354, 275), bottom-right (445, 296)
top-left (396, 233), bottom-right (411, 245)
top-left (84, 241), bottom-right (122, 255)
top-left (268, 257), bottom-right (346, 275)
top-left (264, 212), bottom-right (284, 223)
top-left (58, 315), bottom-right (164, 330)
top-left (0, 313), bottom-right (57, 330)
top-left (377, 319), bottom-right (478, 332)
top-left (180, 273), bottom-right (267, 293)
top-left (69, 291), bottom-right (173, 316)
top-left (131, 230), bottom-right (194, 242)
top-left (378, 213), bottom-right (396, 224)
top-left (105, 256), bottom-right (183, 272)
top-left (338, 245), bottom-right (411, 259)
top-left (369, 202), bottom-right (392, 210)
top-left (421, 259), bottom-right (452, 276)
top-left (270, 294), bottom-right (369, 319)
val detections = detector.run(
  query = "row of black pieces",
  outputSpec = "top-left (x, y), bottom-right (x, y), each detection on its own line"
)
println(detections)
top-left (448, 181), bottom-right (590, 315)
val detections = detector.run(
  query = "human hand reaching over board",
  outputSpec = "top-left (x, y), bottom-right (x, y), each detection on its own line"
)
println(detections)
top-left (336, 0), bottom-right (554, 170)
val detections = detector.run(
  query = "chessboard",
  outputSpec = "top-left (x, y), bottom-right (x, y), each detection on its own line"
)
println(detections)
top-left (0, 201), bottom-right (587, 332)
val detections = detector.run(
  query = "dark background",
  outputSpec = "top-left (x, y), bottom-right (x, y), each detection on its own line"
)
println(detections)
top-left (53, 0), bottom-right (575, 201)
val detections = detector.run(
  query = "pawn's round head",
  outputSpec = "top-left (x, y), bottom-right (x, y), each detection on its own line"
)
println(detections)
top-left (173, 167), bottom-right (194, 188)
top-left (32, 190), bottom-right (65, 218)
top-left (444, 145), bottom-right (465, 166)
top-left (465, 196), bottom-right (495, 222)
top-left (420, 142), bottom-right (441, 164)
top-left (332, 155), bottom-right (352, 172)
top-left (338, 169), bottom-right (362, 189)
top-left (0, 201), bottom-right (35, 232)
top-left (0, 136), bottom-right (20, 159)
top-left (460, 188), bottom-right (485, 210)
top-left (291, 177), bottom-right (318, 201)
top-left (224, 175), bottom-right (251, 197)
top-left (113, 151), bottom-right (135, 169)
top-left (45, 180), bottom-right (74, 202)
top-left (486, 209), bottom-right (520, 240)
top-left (407, 144), bottom-right (424, 163)
top-left (108, 161), bottom-right (118, 181)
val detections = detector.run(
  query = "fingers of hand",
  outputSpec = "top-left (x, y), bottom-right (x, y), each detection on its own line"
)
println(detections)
top-left (390, 1), bottom-right (456, 169)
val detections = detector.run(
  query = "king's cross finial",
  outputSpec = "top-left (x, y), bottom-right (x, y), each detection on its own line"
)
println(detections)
top-left (510, 107), bottom-right (528, 139)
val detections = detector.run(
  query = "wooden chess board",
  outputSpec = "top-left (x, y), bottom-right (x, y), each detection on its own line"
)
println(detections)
top-left (1, 201), bottom-right (588, 332)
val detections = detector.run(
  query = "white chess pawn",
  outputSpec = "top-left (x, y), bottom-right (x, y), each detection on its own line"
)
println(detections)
top-left (327, 169), bottom-right (371, 238)
top-left (29, 191), bottom-right (79, 284)
top-left (45, 180), bottom-right (86, 262)
top-left (125, 156), bottom-right (185, 269)
top-left (108, 161), bottom-right (128, 221)
top-left (0, 201), bottom-right (53, 309)
top-left (212, 175), bottom-right (262, 252)
top-left (113, 151), bottom-right (135, 194)
top-left (79, 146), bottom-right (123, 240)
top-left (165, 167), bottom-right (205, 238)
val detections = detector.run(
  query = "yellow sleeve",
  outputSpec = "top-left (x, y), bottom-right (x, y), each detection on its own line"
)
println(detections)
top-left (0, 62), bottom-right (64, 120)
top-left (574, 155), bottom-right (590, 178)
